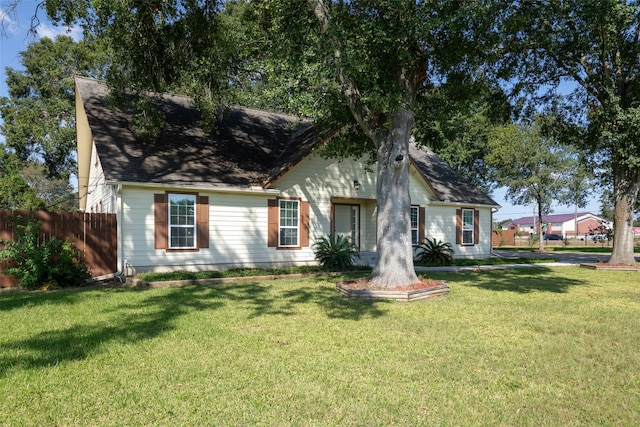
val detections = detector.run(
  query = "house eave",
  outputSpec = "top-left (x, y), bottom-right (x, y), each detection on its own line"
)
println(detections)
top-left (429, 200), bottom-right (501, 210)
top-left (105, 180), bottom-right (281, 195)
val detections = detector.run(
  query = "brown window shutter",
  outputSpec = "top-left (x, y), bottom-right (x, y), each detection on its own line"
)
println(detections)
top-left (455, 208), bottom-right (462, 245)
top-left (474, 209), bottom-right (480, 246)
top-left (154, 193), bottom-right (168, 249)
top-left (418, 206), bottom-right (426, 244)
top-left (300, 201), bottom-right (310, 247)
top-left (197, 196), bottom-right (209, 249)
top-left (267, 199), bottom-right (278, 247)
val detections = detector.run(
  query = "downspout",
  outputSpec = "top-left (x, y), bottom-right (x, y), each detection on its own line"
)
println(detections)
top-left (491, 207), bottom-right (498, 257)
top-left (116, 184), bottom-right (124, 277)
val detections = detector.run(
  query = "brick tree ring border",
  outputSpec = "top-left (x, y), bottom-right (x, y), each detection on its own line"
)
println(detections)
top-left (580, 263), bottom-right (640, 272)
top-left (336, 280), bottom-right (450, 302)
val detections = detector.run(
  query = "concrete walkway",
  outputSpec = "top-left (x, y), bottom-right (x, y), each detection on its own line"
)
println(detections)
top-left (414, 261), bottom-right (572, 273)
top-left (492, 249), bottom-right (616, 265)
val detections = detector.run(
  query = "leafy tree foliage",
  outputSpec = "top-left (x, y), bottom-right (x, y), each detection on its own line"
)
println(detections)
top-left (486, 115), bottom-right (575, 251)
top-left (555, 150), bottom-right (598, 234)
top-left (0, 35), bottom-right (107, 179)
top-left (0, 150), bottom-right (45, 210)
top-left (414, 77), bottom-right (512, 194)
top-left (22, 162), bottom-right (77, 211)
top-left (499, 0), bottom-right (640, 264)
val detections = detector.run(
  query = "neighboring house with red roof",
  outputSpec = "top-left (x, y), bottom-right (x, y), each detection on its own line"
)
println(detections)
top-left (502, 212), bottom-right (612, 238)
top-left (75, 77), bottom-right (500, 275)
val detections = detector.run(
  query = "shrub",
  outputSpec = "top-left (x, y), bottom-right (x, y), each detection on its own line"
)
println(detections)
top-left (414, 237), bottom-right (454, 266)
top-left (312, 235), bottom-right (359, 271)
top-left (0, 216), bottom-right (90, 289)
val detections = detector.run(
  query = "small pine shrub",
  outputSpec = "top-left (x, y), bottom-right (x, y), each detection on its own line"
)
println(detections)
top-left (0, 216), bottom-right (90, 289)
top-left (414, 237), bottom-right (454, 266)
top-left (312, 235), bottom-right (359, 271)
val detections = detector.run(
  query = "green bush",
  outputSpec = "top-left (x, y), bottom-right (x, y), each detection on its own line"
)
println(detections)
top-left (0, 216), bottom-right (90, 289)
top-left (414, 237), bottom-right (454, 266)
top-left (312, 235), bottom-right (359, 271)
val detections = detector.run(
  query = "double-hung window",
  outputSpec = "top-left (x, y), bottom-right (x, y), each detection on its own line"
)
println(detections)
top-left (169, 193), bottom-right (196, 249)
top-left (410, 206), bottom-right (419, 246)
top-left (279, 199), bottom-right (299, 247)
top-left (462, 208), bottom-right (474, 245)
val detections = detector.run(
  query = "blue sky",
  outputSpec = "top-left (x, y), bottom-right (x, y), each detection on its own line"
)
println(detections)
top-left (1, 1), bottom-right (602, 221)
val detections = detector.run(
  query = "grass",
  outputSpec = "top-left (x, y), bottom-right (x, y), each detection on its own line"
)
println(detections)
top-left (134, 265), bottom-right (371, 283)
top-left (137, 258), bottom-right (551, 282)
top-left (1, 267), bottom-right (639, 425)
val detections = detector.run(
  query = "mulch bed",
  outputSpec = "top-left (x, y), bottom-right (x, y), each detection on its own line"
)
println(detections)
top-left (336, 277), bottom-right (450, 302)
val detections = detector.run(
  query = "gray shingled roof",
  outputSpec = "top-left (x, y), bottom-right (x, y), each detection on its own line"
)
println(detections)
top-left (76, 77), bottom-right (314, 188)
top-left (76, 77), bottom-right (497, 206)
top-left (409, 144), bottom-right (498, 206)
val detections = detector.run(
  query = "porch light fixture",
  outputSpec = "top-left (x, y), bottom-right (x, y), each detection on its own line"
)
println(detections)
top-left (353, 180), bottom-right (361, 191)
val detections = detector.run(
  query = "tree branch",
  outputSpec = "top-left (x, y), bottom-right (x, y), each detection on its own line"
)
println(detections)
top-left (308, 0), bottom-right (376, 142)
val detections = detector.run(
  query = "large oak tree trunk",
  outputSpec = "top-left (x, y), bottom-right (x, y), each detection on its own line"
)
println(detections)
top-left (368, 109), bottom-right (420, 288)
top-left (609, 168), bottom-right (640, 265)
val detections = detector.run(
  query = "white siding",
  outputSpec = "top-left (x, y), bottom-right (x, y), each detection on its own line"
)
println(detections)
top-left (425, 204), bottom-right (493, 259)
top-left (271, 152), bottom-right (377, 252)
top-left (120, 187), bottom-right (317, 273)
top-left (116, 151), bottom-right (494, 273)
top-left (86, 141), bottom-right (117, 213)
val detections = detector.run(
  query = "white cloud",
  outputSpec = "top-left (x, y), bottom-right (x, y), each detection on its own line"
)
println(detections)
top-left (0, 7), bottom-right (22, 37)
top-left (37, 22), bottom-right (83, 41)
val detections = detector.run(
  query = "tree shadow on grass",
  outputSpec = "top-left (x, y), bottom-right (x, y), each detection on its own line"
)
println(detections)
top-left (438, 267), bottom-right (588, 294)
top-left (190, 276), bottom-right (389, 321)
top-left (0, 277), bottom-right (388, 377)
top-left (0, 288), bottom-right (85, 312)
top-left (0, 286), bottom-right (224, 377)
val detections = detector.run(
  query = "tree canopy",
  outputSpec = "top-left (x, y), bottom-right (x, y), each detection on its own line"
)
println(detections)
top-left (0, 150), bottom-right (45, 210)
top-left (487, 114), bottom-right (576, 250)
top-left (1, 35), bottom-right (107, 179)
top-left (499, 0), bottom-right (640, 264)
top-left (0, 34), bottom-right (107, 211)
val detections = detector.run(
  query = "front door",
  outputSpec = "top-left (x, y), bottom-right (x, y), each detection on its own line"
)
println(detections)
top-left (333, 204), bottom-right (360, 249)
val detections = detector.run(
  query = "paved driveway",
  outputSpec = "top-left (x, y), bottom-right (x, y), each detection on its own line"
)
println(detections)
top-left (414, 249), bottom-right (638, 273)
top-left (492, 249), bottom-right (626, 264)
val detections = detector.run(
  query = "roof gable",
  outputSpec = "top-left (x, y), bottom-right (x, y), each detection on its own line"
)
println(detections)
top-left (75, 77), bottom-right (311, 188)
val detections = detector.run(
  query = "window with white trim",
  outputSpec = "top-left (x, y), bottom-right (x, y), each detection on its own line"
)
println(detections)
top-left (169, 193), bottom-right (196, 249)
top-left (410, 206), bottom-right (419, 245)
top-left (462, 208), bottom-right (474, 245)
top-left (279, 199), bottom-right (299, 247)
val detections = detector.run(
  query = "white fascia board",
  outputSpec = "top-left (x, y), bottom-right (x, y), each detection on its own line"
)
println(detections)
top-left (429, 200), bottom-right (501, 209)
top-left (106, 180), bottom-right (282, 195)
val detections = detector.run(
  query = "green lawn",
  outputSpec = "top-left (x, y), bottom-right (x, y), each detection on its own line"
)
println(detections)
top-left (1, 267), bottom-right (639, 425)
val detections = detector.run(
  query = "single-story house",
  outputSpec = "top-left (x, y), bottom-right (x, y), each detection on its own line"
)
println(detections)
top-left (75, 76), bottom-right (500, 274)
top-left (503, 212), bottom-right (612, 238)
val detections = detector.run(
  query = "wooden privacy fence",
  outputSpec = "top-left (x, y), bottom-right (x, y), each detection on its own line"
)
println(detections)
top-left (492, 229), bottom-right (517, 247)
top-left (0, 210), bottom-right (117, 288)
